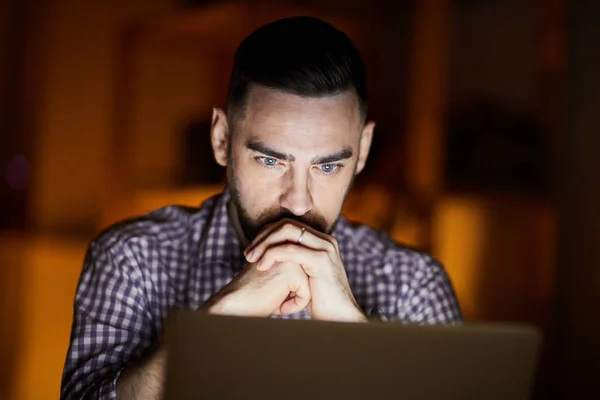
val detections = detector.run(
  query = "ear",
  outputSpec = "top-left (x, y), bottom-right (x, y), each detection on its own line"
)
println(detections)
top-left (210, 107), bottom-right (230, 167)
top-left (355, 120), bottom-right (375, 175)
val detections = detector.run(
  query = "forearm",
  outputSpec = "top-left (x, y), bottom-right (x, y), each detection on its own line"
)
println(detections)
top-left (202, 288), bottom-right (255, 317)
top-left (116, 343), bottom-right (167, 400)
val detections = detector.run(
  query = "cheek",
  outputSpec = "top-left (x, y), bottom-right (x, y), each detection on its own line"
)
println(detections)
top-left (311, 174), bottom-right (353, 217)
top-left (232, 156), bottom-right (281, 213)
top-left (235, 156), bottom-right (278, 189)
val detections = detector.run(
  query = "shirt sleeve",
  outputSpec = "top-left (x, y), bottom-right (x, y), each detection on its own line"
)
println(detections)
top-left (61, 239), bottom-right (156, 399)
top-left (394, 253), bottom-right (463, 324)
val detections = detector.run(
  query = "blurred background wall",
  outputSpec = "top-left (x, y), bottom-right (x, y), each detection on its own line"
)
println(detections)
top-left (1, 0), bottom-right (598, 399)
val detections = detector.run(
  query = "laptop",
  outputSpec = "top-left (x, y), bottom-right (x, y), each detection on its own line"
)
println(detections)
top-left (163, 312), bottom-right (540, 400)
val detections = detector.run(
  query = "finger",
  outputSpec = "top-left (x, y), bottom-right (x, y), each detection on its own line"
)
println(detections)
top-left (256, 243), bottom-right (314, 271)
top-left (248, 222), bottom-right (336, 263)
top-left (272, 298), bottom-right (302, 316)
top-left (271, 276), bottom-right (311, 315)
top-left (243, 219), bottom-right (286, 257)
top-left (271, 291), bottom-right (294, 316)
top-left (279, 295), bottom-right (307, 315)
top-left (257, 244), bottom-right (329, 278)
top-left (245, 216), bottom-right (326, 254)
top-left (283, 273), bottom-right (311, 314)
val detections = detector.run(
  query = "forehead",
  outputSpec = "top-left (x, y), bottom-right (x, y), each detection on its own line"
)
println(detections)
top-left (235, 86), bottom-right (362, 150)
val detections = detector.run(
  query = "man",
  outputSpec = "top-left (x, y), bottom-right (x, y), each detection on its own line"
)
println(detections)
top-left (61, 16), bottom-right (461, 399)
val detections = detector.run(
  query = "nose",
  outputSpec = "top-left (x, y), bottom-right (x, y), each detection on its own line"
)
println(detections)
top-left (279, 168), bottom-right (313, 216)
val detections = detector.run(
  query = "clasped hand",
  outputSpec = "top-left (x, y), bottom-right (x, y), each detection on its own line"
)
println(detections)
top-left (207, 218), bottom-right (367, 323)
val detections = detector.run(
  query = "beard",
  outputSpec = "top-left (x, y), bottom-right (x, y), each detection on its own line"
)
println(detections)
top-left (228, 178), bottom-right (330, 242)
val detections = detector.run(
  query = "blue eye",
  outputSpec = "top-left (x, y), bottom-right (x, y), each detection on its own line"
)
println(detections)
top-left (319, 163), bottom-right (340, 174)
top-left (259, 157), bottom-right (278, 167)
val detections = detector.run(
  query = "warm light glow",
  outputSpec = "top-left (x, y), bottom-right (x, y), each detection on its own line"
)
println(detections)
top-left (432, 196), bottom-right (490, 319)
top-left (432, 194), bottom-right (556, 322)
top-left (99, 185), bottom-right (223, 230)
top-left (1, 234), bottom-right (87, 399)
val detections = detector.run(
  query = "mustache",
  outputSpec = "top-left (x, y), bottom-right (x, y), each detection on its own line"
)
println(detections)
top-left (255, 208), bottom-right (328, 233)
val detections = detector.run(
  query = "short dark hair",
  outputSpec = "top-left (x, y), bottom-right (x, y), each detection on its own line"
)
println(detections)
top-left (227, 16), bottom-right (367, 123)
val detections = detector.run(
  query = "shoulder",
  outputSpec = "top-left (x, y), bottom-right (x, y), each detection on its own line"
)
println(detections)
top-left (337, 217), bottom-right (436, 272)
top-left (89, 194), bottom-right (221, 268)
top-left (337, 218), bottom-right (462, 323)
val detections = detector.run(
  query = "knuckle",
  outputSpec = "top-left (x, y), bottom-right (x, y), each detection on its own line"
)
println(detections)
top-left (284, 243), bottom-right (296, 254)
top-left (270, 223), bottom-right (288, 238)
top-left (294, 267), bottom-right (308, 283)
top-left (319, 251), bottom-right (332, 263)
top-left (325, 240), bottom-right (336, 252)
top-left (282, 223), bottom-right (297, 236)
top-left (259, 252), bottom-right (274, 266)
top-left (282, 261), bottom-right (301, 278)
top-left (276, 261), bottom-right (290, 272)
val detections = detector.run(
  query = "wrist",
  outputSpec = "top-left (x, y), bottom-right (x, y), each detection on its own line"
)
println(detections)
top-left (205, 292), bottom-right (236, 315)
top-left (204, 290), bottom-right (255, 317)
top-left (334, 292), bottom-right (368, 322)
top-left (342, 305), bottom-right (369, 323)
top-left (317, 302), bottom-right (368, 323)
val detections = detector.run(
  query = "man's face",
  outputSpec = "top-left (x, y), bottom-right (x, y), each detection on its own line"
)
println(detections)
top-left (212, 85), bottom-right (374, 241)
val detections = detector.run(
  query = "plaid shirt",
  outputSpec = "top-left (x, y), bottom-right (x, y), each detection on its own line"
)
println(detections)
top-left (61, 189), bottom-right (461, 399)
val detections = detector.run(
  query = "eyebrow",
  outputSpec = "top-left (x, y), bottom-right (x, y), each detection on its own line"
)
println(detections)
top-left (246, 141), bottom-right (295, 162)
top-left (310, 148), bottom-right (353, 164)
top-left (246, 140), bottom-right (353, 165)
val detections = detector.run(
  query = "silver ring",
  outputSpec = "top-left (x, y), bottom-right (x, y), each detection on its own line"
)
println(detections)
top-left (297, 227), bottom-right (306, 244)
